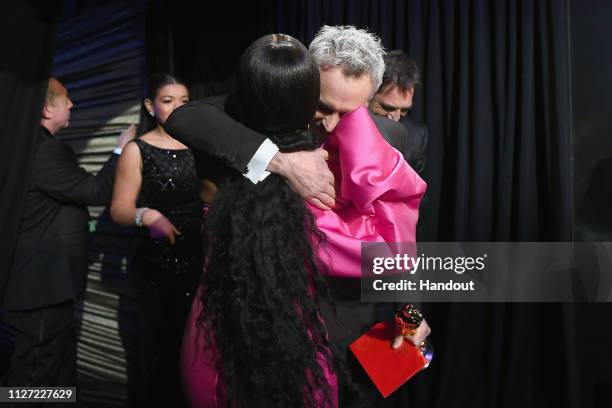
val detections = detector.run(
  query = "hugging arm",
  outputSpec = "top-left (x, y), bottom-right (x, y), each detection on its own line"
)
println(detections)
top-left (164, 97), bottom-right (335, 209)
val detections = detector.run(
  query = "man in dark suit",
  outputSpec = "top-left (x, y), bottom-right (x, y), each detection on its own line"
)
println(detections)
top-left (164, 26), bottom-right (430, 405)
top-left (369, 50), bottom-right (428, 176)
top-left (1, 77), bottom-right (134, 387)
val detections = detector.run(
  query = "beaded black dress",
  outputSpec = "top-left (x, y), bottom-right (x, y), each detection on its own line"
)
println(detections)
top-left (131, 138), bottom-right (204, 405)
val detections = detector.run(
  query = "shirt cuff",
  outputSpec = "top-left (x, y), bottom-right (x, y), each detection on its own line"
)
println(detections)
top-left (243, 139), bottom-right (278, 184)
top-left (113, 147), bottom-right (123, 155)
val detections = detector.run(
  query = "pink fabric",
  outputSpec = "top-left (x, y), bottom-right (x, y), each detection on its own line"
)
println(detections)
top-left (181, 290), bottom-right (337, 407)
top-left (181, 293), bottom-right (221, 408)
top-left (310, 107), bottom-right (427, 277)
top-left (181, 107), bottom-right (426, 407)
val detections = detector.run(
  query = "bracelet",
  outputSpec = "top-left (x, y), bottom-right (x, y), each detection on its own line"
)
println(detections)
top-left (134, 207), bottom-right (150, 227)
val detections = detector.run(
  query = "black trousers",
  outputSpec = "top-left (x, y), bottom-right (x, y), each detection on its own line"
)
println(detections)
top-left (134, 265), bottom-right (199, 407)
top-left (0, 301), bottom-right (76, 407)
top-left (318, 275), bottom-right (401, 408)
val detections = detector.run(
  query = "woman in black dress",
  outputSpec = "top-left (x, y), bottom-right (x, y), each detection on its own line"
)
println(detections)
top-left (111, 74), bottom-right (209, 405)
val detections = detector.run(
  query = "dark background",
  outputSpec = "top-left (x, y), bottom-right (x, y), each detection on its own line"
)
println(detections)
top-left (2, 0), bottom-right (611, 407)
top-left (570, 0), bottom-right (612, 406)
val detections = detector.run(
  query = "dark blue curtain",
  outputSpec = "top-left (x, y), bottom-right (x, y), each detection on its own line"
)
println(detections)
top-left (53, 2), bottom-right (147, 406)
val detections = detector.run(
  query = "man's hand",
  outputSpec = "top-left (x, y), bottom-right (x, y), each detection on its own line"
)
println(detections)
top-left (392, 318), bottom-right (431, 349)
top-left (116, 124), bottom-right (137, 149)
top-left (267, 148), bottom-right (336, 210)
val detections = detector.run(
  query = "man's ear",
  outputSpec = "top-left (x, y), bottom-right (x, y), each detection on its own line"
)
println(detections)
top-left (42, 103), bottom-right (52, 120)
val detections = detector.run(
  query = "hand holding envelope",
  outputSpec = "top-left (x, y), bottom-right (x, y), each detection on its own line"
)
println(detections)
top-left (392, 304), bottom-right (432, 349)
top-left (349, 304), bottom-right (433, 398)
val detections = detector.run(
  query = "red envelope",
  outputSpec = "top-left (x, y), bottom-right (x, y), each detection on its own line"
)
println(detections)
top-left (349, 320), bottom-right (428, 398)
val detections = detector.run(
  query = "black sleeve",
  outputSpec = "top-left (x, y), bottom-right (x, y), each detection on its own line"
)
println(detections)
top-left (33, 138), bottom-right (118, 206)
top-left (410, 124), bottom-right (428, 175)
top-left (163, 96), bottom-right (268, 173)
top-left (371, 112), bottom-right (409, 153)
top-left (399, 117), bottom-right (428, 176)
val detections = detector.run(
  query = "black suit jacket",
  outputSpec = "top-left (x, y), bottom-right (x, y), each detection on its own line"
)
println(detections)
top-left (165, 97), bottom-right (411, 346)
top-left (4, 127), bottom-right (118, 311)
top-left (164, 97), bottom-right (410, 175)
top-left (164, 96), bottom-right (264, 175)
top-left (399, 116), bottom-right (428, 175)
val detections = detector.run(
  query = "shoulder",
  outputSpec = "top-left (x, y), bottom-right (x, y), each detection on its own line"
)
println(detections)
top-left (115, 140), bottom-right (143, 178)
top-left (123, 139), bottom-right (142, 156)
top-left (35, 131), bottom-right (73, 162)
top-left (31, 132), bottom-right (81, 179)
top-left (371, 113), bottom-right (408, 138)
top-left (401, 117), bottom-right (427, 135)
top-left (119, 140), bottom-right (143, 164)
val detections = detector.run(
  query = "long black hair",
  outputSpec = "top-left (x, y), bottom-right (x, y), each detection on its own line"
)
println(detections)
top-left (137, 73), bottom-right (188, 135)
top-left (197, 34), bottom-right (334, 407)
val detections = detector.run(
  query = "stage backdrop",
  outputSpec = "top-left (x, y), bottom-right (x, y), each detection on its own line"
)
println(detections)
top-left (53, 1), bottom-right (147, 406)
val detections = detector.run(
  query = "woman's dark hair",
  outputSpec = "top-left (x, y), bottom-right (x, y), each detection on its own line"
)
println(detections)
top-left (197, 34), bottom-right (334, 407)
top-left (137, 73), bottom-right (188, 134)
top-left (236, 34), bottom-right (320, 135)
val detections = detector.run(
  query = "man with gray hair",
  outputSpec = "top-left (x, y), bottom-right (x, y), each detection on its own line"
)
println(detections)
top-left (306, 26), bottom-right (420, 175)
top-left (164, 25), bottom-right (430, 404)
top-left (305, 25), bottom-right (431, 404)
top-left (309, 25), bottom-right (386, 132)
